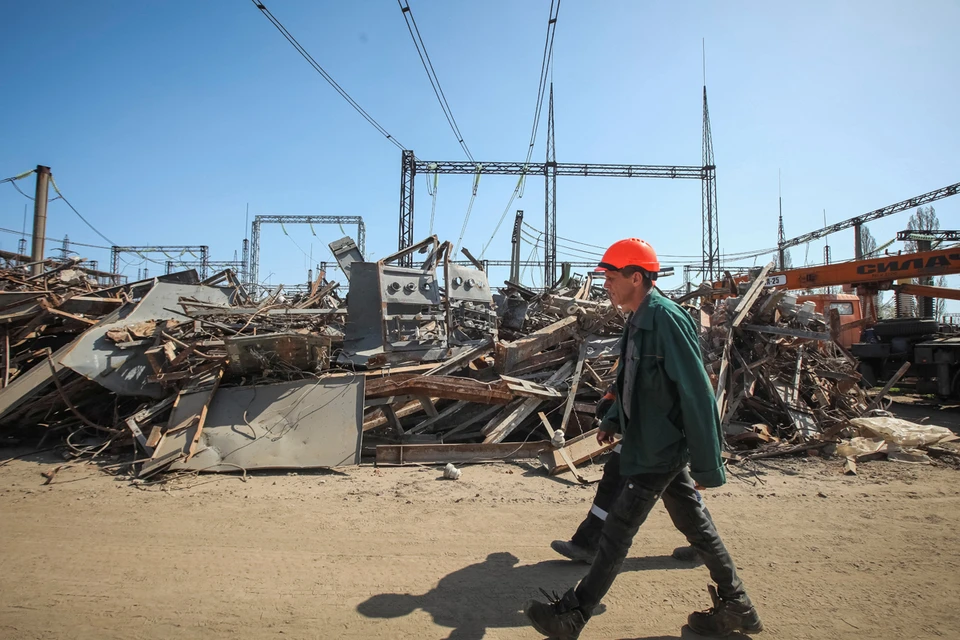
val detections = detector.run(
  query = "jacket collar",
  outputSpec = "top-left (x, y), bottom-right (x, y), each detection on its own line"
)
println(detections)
top-left (631, 288), bottom-right (661, 332)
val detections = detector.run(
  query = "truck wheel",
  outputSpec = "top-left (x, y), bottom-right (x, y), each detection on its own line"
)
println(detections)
top-left (858, 362), bottom-right (878, 388)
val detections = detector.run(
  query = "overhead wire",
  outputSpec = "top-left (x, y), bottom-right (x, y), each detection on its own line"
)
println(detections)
top-left (397, 0), bottom-right (474, 162)
top-left (479, 0), bottom-right (559, 258)
top-left (454, 166), bottom-right (481, 255)
top-left (479, 175), bottom-right (525, 259)
top-left (0, 169), bottom-right (35, 184)
top-left (49, 175), bottom-right (117, 246)
top-left (250, 0), bottom-right (406, 150)
top-left (524, 0), bottom-right (560, 166)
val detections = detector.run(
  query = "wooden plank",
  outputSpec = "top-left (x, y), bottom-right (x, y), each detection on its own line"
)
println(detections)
top-left (407, 400), bottom-right (466, 435)
top-left (494, 316), bottom-right (578, 373)
top-left (363, 396), bottom-right (440, 431)
top-left (375, 441), bottom-right (546, 465)
top-left (366, 375), bottom-right (513, 405)
top-left (125, 416), bottom-right (150, 453)
top-left (715, 335), bottom-right (733, 417)
top-left (424, 338), bottom-right (493, 377)
top-left (45, 307), bottom-right (98, 326)
top-left (539, 427), bottom-right (618, 475)
top-left (730, 262), bottom-right (775, 328)
top-left (415, 395), bottom-right (439, 418)
top-left (864, 361), bottom-right (911, 413)
top-left (503, 344), bottom-right (576, 377)
top-left (558, 342), bottom-right (589, 433)
top-left (2, 331), bottom-right (9, 388)
top-left (441, 404), bottom-right (502, 440)
top-left (537, 411), bottom-right (587, 483)
top-left (138, 446), bottom-right (182, 479)
top-left (382, 404), bottom-right (404, 436)
top-left (145, 426), bottom-right (163, 449)
top-left (141, 368), bottom-right (222, 475)
top-left (482, 361), bottom-right (573, 443)
top-left (499, 375), bottom-right (563, 400)
top-left (742, 325), bottom-right (832, 341)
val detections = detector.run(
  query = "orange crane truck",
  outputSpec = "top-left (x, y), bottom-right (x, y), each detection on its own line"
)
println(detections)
top-left (713, 246), bottom-right (960, 397)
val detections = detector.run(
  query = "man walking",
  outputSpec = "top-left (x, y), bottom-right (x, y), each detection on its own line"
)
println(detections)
top-left (549, 395), bottom-right (701, 565)
top-left (524, 238), bottom-right (763, 638)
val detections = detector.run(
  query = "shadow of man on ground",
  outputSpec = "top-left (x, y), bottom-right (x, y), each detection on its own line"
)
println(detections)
top-left (357, 551), bottom-right (699, 640)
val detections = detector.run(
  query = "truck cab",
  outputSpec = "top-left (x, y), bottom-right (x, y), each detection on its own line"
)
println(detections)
top-left (796, 292), bottom-right (863, 349)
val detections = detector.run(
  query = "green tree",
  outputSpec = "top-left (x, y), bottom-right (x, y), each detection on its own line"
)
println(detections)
top-left (904, 205), bottom-right (940, 253)
top-left (903, 206), bottom-right (941, 317)
top-left (859, 224), bottom-right (878, 257)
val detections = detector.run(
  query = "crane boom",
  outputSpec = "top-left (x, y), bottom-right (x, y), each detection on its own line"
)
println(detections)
top-left (763, 247), bottom-right (960, 290)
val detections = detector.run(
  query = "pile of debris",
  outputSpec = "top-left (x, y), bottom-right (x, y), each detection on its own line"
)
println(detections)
top-left (700, 264), bottom-right (872, 459)
top-left (8, 242), bottom-right (941, 484)
top-left (0, 238), bottom-right (628, 482)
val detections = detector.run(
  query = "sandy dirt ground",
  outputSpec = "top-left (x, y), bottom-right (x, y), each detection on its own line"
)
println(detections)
top-left (2, 404), bottom-right (960, 640)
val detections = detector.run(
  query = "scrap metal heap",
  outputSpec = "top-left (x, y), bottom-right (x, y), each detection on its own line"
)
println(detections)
top-left (1, 244), bottom-right (956, 484)
top-left (699, 265), bottom-right (957, 466)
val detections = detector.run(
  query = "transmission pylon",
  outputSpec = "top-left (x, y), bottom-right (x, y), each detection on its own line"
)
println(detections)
top-left (701, 86), bottom-right (719, 281)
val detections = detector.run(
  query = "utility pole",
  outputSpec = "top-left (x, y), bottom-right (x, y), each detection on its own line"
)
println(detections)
top-left (30, 165), bottom-right (51, 276)
top-left (509, 210), bottom-right (524, 284)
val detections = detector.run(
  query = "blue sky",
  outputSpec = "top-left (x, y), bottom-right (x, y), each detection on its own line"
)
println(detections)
top-left (1, 1), bottom-right (957, 308)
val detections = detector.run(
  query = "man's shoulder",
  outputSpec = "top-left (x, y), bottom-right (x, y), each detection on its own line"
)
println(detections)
top-left (648, 294), bottom-right (699, 338)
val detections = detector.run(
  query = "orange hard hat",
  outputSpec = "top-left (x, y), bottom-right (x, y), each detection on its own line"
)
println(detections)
top-left (596, 238), bottom-right (660, 278)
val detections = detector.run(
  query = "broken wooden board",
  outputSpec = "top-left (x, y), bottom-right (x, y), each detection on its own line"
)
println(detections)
top-left (864, 361), bottom-right (911, 414)
top-left (366, 375), bottom-right (513, 405)
top-left (423, 339), bottom-right (493, 376)
top-left (140, 368), bottom-right (223, 476)
top-left (363, 395), bottom-right (441, 431)
top-left (499, 375), bottom-right (563, 400)
top-left (494, 316), bottom-right (578, 373)
top-left (558, 342), bottom-right (589, 433)
top-left (742, 325), bottom-right (832, 341)
top-left (375, 441), bottom-right (546, 465)
top-left (537, 411), bottom-right (587, 483)
top-left (731, 262), bottom-right (775, 328)
top-left (539, 427), bottom-right (618, 476)
top-left (482, 361), bottom-right (574, 443)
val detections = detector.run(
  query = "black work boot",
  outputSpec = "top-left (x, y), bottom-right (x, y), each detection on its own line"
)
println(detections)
top-left (687, 585), bottom-right (763, 636)
top-left (672, 545), bottom-right (702, 563)
top-left (524, 587), bottom-right (588, 640)
top-left (550, 540), bottom-right (597, 563)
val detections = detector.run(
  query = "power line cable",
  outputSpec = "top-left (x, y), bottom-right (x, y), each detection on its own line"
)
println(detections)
top-left (397, 0), bottom-right (474, 162)
top-left (251, 1), bottom-right (406, 150)
top-left (524, 0), bottom-right (560, 166)
top-left (0, 226), bottom-right (111, 250)
top-left (0, 169), bottom-right (35, 184)
top-left (49, 175), bottom-right (117, 246)
top-left (478, 1), bottom-right (559, 259)
top-left (454, 167), bottom-right (481, 255)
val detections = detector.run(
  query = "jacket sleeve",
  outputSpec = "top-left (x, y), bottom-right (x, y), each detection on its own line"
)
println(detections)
top-left (598, 398), bottom-right (621, 434)
top-left (658, 308), bottom-right (726, 487)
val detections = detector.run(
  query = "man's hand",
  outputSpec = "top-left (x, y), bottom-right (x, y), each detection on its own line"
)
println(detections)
top-left (596, 429), bottom-right (616, 446)
top-left (594, 391), bottom-right (615, 422)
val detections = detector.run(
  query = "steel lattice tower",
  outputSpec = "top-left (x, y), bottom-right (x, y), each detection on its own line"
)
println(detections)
top-left (701, 86), bottom-right (719, 281)
top-left (545, 83), bottom-right (558, 286)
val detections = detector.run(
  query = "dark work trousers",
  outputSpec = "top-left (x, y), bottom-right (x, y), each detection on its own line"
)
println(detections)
top-left (574, 467), bottom-right (748, 613)
top-left (570, 449), bottom-right (714, 552)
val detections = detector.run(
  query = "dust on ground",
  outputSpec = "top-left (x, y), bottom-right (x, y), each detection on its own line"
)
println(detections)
top-left (2, 404), bottom-right (959, 640)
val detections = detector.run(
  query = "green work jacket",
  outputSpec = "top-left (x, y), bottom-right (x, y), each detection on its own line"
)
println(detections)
top-left (598, 289), bottom-right (726, 487)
